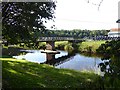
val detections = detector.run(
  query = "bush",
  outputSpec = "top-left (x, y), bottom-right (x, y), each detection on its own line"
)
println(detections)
top-left (64, 44), bottom-right (74, 53)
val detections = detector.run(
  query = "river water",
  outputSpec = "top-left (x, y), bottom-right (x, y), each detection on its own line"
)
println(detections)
top-left (13, 50), bottom-right (105, 75)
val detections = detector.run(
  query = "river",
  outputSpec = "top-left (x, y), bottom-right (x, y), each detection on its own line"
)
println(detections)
top-left (13, 49), bottom-right (105, 75)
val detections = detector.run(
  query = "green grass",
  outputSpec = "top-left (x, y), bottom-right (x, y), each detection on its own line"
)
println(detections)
top-left (1, 58), bottom-right (103, 88)
top-left (78, 40), bottom-right (106, 53)
top-left (55, 41), bottom-right (68, 46)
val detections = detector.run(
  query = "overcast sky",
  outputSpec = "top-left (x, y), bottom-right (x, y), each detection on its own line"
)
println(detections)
top-left (45, 0), bottom-right (119, 30)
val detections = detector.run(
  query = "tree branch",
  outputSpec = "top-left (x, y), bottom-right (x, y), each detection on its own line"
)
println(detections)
top-left (98, 0), bottom-right (104, 10)
top-left (85, 0), bottom-right (104, 10)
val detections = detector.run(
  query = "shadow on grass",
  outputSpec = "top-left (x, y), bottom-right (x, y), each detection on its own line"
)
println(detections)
top-left (2, 60), bottom-right (103, 89)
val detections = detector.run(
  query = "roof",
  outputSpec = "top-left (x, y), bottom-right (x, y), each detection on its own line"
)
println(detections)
top-left (110, 28), bottom-right (120, 32)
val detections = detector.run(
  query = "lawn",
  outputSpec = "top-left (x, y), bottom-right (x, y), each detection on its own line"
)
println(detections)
top-left (78, 40), bottom-right (106, 53)
top-left (1, 58), bottom-right (103, 89)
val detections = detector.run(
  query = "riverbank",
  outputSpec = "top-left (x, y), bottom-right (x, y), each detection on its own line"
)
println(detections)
top-left (55, 40), bottom-right (106, 54)
top-left (1, 58), bottom-right (103, 88)
top-left (1, 40), bottom-right (120, 88)
top-left (2, 40), bottom-right (106, 55)
top-left (78, 40), bottom-right (106, 53)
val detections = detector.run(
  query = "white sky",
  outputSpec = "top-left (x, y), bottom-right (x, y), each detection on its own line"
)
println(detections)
top-left (45, 0), bottom-right (120, 30)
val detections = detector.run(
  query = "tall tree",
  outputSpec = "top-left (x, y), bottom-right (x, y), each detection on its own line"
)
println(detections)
top-left (2, 2), bottom-right (56, 44)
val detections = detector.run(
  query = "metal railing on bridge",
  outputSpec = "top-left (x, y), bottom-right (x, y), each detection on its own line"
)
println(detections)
top-left (38, 37), bottom-right (76, 41)
top-left (91, 36), bottom-right (120, 40)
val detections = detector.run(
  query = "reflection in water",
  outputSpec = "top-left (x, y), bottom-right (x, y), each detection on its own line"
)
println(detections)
top-left (13, 50), bottom-right (104, 75)
top-left (56, 54), bottom-right (104, 75)
top-left (45, 54), bottom-right (56, 65)
top-left (44, 53), bottom-right (75, 66)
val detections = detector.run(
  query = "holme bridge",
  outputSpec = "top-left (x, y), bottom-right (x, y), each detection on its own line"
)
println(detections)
top-left (37, 37), bottom-right (81, 64)
top-left (38, 37), bottom-right (84, 50)
top-left (38, 37), bottom-right (83, 42)
top-left (37, 36), bottom-right (120, 50)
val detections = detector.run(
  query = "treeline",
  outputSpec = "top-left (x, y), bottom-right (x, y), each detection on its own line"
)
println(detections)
top-left (35, 29), bottom-right (110, 38)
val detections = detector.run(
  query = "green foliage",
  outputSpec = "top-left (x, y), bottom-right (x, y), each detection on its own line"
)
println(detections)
top-left (1, 58), bottom-right (103, 88)
top-left (55, 41), bottom-right (75, 53)
top-left (64, 44), bottom-right (74, 54)
top-left (97, 40), bottom-right (120, 88)
top-left (96, 40), bottom-right (120, 57)
top-left (55, 41), bottom-right (68, 50)
top-left (2, 46), bottom-right (24, 56)
top-left (37, 29), bottom-right (109, 38)
top-left (2, 2), bottom-right (56, 44)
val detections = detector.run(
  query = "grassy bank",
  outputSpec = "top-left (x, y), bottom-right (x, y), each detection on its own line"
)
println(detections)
top-left (55, 41), bottom-right (106, 54)
top-left (78, 40), bottom-right (106, 53)
top-left (1, 58), bottom-right (103, 89)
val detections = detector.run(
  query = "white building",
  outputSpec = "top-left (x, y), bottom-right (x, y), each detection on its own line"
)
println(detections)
top-left (108, 28), bottom-right (120, 37)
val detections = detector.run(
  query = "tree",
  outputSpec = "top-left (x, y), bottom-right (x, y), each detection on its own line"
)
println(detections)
top-left (96, 40), bottom-right (120, 88)
top-left (2, 2), bottom-right (56, 44)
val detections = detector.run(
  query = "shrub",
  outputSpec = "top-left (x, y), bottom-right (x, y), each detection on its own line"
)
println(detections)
top-left (64, 44), bottom-right (74, 53)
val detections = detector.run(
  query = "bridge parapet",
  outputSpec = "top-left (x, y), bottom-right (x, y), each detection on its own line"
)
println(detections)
top-left (38, 37), bottom-right (75, 41)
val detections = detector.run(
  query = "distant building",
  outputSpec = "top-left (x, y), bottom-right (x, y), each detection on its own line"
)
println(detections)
top-left (108, 28), bottom-right (120, 37)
